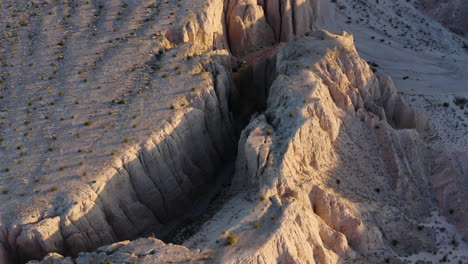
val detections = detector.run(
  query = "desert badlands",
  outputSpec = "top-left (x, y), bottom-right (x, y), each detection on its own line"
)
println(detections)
top-left (0, 0), bottom-right (467, 263)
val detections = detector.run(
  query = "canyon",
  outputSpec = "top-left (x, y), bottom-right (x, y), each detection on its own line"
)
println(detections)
top-left (0, 0), bottom-right (466, 263)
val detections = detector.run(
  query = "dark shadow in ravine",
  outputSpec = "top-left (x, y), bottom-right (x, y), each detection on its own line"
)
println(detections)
top-left (3, 0), bottom-right (326, 262)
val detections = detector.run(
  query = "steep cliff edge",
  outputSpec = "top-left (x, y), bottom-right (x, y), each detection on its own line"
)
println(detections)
top-left (225, 0), bottom-right (319, 56)
top-left (0, 0), bottom-right (237, 262)
top-left (1, 0), bottom-right (467, 263)
top-left (29, 30), bottom-right (467, 264)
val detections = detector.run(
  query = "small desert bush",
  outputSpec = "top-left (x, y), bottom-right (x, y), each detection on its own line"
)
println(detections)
top-left (227, 235), bottom-right (237, 245)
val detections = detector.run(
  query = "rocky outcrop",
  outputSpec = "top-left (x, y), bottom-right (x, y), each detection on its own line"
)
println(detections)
top-left (0, 49), bottom-right (238, 263)
top-left (261, 0), bottom-right (320, 42)
top-left (225, 30), bottom-right (465, 262)
top-left (2, 0), bottom-right (467, 263)
top-left (0, 0), bottom-right (238, 262)
top-left (28, 238), bottom-right (203, 264)
top-left (226, 0), bottom-right (319, 56)
top-left (29, 30), bottom-right (467, 264)
top-left (226, 0), bottom-right (275, 56)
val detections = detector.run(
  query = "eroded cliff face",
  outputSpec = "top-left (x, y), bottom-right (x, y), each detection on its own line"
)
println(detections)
top-left (0, 0), bottom-right (237, 262)
top-left (27, 30), bottom-right (468, 264)
top-left (1, 0), bottom-right (467, 263)
top-left (220, 31), bottom-right (464, 263)
top-left (226, 0), bottom-right (319, 56)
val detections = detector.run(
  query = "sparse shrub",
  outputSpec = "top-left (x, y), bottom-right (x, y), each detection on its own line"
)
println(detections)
top-left (453, 97), bottom-right (467, 109)
top-left (59, 166), bottom-right (65, 171)
top-left (227, 235), bottom-right (237, 245)
top-left (50, 186), bottom-right (58, 192)
top-left (84, 121), bottom-right (92, 126)
top-left (2, 189), bottom-right (9, 194)
top-left (442, 102), bottom-right (449, 107)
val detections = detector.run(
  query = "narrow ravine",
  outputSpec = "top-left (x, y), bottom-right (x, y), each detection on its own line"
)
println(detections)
top-left (1, 0), bottom-right (321, 262)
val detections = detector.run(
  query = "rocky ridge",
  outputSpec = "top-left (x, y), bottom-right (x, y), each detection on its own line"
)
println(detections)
top-left (0, 0), bottom-right (466, 264)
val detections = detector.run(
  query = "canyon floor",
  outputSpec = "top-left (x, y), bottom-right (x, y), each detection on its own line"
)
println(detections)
top-left (0, 0), bottom-right (467, 264)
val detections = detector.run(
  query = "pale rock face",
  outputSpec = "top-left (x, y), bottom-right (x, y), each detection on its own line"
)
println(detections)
top-left (226, 0), bottom-right (275, 56)
top-left (221, 31), bottom-right (466, 263)
top-left (27, 29), bottom-right (467, 264)
top-left (0, 0), bottom-right (238, 263)
top-left (226, 0), bottom-right (319, 55)
top-left (28, 238), bottom-right (201, 264)
top-left (260, 0), bottom-right (319, 42)
top-left (1, 0), bottom-right (467, 263)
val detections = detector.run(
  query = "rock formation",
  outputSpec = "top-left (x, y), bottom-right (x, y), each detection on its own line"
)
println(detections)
top-left (0, 0), bottom-right (466, 264)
